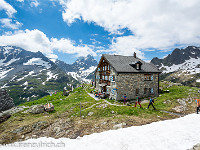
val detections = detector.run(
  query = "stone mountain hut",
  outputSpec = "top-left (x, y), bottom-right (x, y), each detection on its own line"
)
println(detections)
top-left (95, 53), bottom-right (161, 100)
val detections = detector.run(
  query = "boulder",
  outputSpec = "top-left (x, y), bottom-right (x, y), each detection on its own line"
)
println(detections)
top-left (88, 112), bottom-right (94, 116)
top-left (0, 112), bottom-right (11, 123)
top-left (54, 127), bottom-right (61, 134)
top-left (113, 122), bottom-right (126, 130)
top-left (0, 89), bottom-right (15, 112)
top-left (44, 103), bottom-right (54, 112)
top-left (63, 90), bottom-right (70, 96)
top-left (32, 121), bottom-right (48, 130)
top-left (29, 105), bottom-right (44, 114)
top-left (189, 143), bottom-right (200, 150)
top-left (4, 106), bottom-right (25, 115)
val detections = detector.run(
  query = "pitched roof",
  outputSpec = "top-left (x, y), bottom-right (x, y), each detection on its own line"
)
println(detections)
top-left (102, 54), bottom-right (160, 73)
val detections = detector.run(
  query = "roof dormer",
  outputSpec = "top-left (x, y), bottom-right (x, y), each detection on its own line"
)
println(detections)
top-left (129, 61), bottom-right (142, 70)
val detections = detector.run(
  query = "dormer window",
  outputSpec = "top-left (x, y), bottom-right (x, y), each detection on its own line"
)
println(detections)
top-left (136, 63), bottom-right (140, 70)
top-left (130, 61), bottom-right (142, 70)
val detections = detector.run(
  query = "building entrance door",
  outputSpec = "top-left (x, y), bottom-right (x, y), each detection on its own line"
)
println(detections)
top-left (103, 86), bottom-right (107, 92)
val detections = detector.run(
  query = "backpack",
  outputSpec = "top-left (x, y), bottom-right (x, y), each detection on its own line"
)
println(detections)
top-left (150, 98), bottom-right (154, 103)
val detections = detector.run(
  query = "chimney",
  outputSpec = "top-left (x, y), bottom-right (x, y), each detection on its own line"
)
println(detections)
top-left (134, 52), bottom-right (136, 58)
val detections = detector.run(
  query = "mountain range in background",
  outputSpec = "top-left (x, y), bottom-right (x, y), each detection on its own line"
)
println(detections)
top-left (55, 55), bottom-right (98, 82)
top-left (0, 45), bottom-right (98, 105)
top-left (1, 45), bottom-right (200, 106)
top-left (151, 46), bottom-right (200, 86)
top-left (0, 46), bottom-right (79, 105)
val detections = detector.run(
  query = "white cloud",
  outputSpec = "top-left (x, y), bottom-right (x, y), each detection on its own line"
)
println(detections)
top-left (47, 54), bottom-right (58, 59)
top-left (108, 36), bottom-right (145, 59)
top-left (0, 29), bottom-right (96, 57)
top-left (0, 0), bottom-right (17, 17)
top-left (0, 29), bottom-right (52, 54)
top-left (16, 0), bottom-right (24, 2)
top-left (60, 0), bottom-right (200, 56)
top-left (51, 38), bottom-right (97, 57)
top-left (30, 0), bottom-right (39, 7)
top-left (0, 18), bottom-right (22, 29)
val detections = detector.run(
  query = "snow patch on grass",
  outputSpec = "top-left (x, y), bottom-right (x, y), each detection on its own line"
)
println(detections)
top-left (2, 114), bottom-right (200, 150)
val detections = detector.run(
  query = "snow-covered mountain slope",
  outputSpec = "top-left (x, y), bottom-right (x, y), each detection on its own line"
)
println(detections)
top-left (2, 113), bottom-right (200, 150)
top-left (0, 46), bottom-right (54, 81)
top-left (151, 46), bottom-right (200, 74)
top-left (151, 46), bottom-right (200, 86)
top-left (68, 66), bottom-right (96, 83)
top-left (56, 55), bottom-right (97, 83)
top-left (0, 46), bottom-right (78, 105)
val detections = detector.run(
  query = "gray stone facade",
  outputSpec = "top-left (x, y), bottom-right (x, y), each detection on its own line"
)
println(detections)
top-left (95, 54), bottom-right (160, 101)
top-left (115, 73), bottom-right (159, 100)
top-left (95, 70), bottom-right (159, 100)
top-left (0, 89), bottom-right (15, 112)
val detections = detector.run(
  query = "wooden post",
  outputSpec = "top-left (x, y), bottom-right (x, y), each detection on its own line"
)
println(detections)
top-left (80, 102), bottom-right (81, 117)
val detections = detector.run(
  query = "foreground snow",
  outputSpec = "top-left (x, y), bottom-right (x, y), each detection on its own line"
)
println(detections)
top-left (1, 114), bottom-right (200, 150)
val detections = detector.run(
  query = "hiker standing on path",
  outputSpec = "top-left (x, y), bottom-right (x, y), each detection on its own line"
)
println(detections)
top-left (147, 97), bottom-right (156, 110)
top-left (134, 96), bottom-right (142, 108)
top-left (195, 98), bottom-right (200, 114)
top-left (123, 94), bottom-right (127, 104)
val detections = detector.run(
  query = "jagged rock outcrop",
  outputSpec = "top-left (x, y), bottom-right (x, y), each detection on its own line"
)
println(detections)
top-left (189, 143), bottom-right (200, 150)
top-left (151, 46), bottom-right (200, 86)
top-left (151, 46), bottom-right (200, 68)
top-left (0, 89), bottom-right (15, 112)
top-left (0, 112), bottom-right (11, 123)
top-left (28, 105), bottom-right (44, 114)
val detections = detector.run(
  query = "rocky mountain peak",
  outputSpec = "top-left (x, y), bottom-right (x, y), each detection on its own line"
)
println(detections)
top-left (55, 54), bottom-right (98, 82)
top-left (151, 46), bottom-right (200, 87)
top-left (151, 46), bottom-right (200, 68)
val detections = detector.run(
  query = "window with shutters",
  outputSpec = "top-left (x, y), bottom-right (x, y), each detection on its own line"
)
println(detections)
top-left (144, 74), bottom-right (153, 81)
top-left (110, 75), bottom-right (115, 81)
top-left (112, 75), bottom-right (115, 81)
top-left (96, 75), bottom-right (100, 79)
top-left (136, 63), bottom-right (140, 70)
top-left (149, 88), bottom-right (154, 94)
top-left (105, 76), bottom-right (108, 80)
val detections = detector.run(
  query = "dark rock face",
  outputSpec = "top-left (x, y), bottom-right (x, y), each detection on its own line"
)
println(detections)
top-left (28, 105), bottom-right (44, 114)
top-left (151, 46), bottom-right (200, 67)
top-left (0, 112), bottom-right (11, 123)
top-left (0, 89), bottom-right (15, 112)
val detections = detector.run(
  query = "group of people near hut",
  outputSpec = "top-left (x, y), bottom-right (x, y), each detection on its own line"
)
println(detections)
top-left (123, 94), bottom-right (156, 110)
top-left (123, 94), bottom-right (200, 113)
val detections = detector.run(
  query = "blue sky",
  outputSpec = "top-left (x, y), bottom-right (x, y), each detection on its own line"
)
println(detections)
top-left (0, 0), bottom-right (200, 64)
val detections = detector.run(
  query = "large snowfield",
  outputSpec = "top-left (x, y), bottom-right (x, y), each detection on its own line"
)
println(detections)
top-left (1, 114), bottom-right (200, 150)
